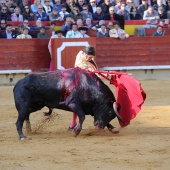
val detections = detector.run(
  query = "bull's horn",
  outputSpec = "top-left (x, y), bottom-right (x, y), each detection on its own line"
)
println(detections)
top-left (113, 102), bottom-right (124, 123)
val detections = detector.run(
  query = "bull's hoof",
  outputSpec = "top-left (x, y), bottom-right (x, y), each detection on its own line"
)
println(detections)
top-left (20, 136), bottom-right (27, 140)
top-left (68, 123), bottom-right (77, 131)
top-left (110, 127), bottom-right (119, 134)
top-left (73, 129), bottom-right (80, 137)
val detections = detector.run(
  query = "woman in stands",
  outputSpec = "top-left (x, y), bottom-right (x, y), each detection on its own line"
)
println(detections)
top-left (11, 7), bottom-right (23, 21)
top-left (66, 0), bottom-right (77, 13)
top-left (71, 6), bottom-right (83, 21)
top-left (23, 5), bottom-right (35, 21)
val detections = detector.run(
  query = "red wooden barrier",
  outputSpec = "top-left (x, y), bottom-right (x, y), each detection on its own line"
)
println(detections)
top-left (0, 39), bottom-right (50, 72)
top-left (0, 37), bottom-right (170, 72)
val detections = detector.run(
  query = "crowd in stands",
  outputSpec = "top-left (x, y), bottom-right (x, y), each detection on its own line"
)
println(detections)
top-left (0, 0), bottom-right (170, 38)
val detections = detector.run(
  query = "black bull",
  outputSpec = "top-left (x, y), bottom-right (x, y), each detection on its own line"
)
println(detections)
top-left (13, 68), bottom-right (122, 140)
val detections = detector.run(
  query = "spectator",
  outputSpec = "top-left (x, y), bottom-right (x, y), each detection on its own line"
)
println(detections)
top-left (0, 0), bottom-right (8, 11)
top-left (125, 0), bottom-right (134, 12)
top-left (166, 0), bottom-right (170, 12)
top-left (31, 0), bottom-right (41, 13)
top-left (95, 19), bottom-right (105, 29)
top-left (23, 5), bottom-right (35, 21)
top-left (137, 0), bottom-right (149, 19)
top-left (66, 0), bottom-right (76, 13)
top-left (0, 19), bottom-right (7, 30)
top-left (130, 0), bottom-right (139, 8)
top-left (97, 24), bottom-right (109, 37)
top-left (81, 5), bottom-right (93, 21)
top-left (153, 0), bottom-right (166, 11)
top-left (15, 24), bottom-right (24, 36)
top-left (142, 19), bottom-right (157, 28)
top-left (53, 0), bottom-right (62, 12)
top-left (167, 0), bottom-right (170, 18)
top-left (109, 21), bottom-right (129, 39)
top-left (62, 16), bottom-right (73, 35)
top-left (83, 17), bottom-right (96, 30)
top-left (1, 23), bottom-right (16, 38)
top-left (152, 25), bottom-right (164, 36)
top-left (49, 21), bottom-right (56, 35)
top-left (16, 26), bottom-right (32, 38)
top-left (92, 6), bottom-right (105, 20)
top-left (157, 6), bottom-right (167, 19)
top-left (37, 26), bottom-right (49, 38)
top-left (54, 30), bottom-right (64, 38)
top-left (11, 7), bottom-right (23, 21)
top-left (106, 21), bottom-right (113, 31)
top-left (66, 23), bottom-right (81, 38)
top-left (49, 8), bottom-right (62, 21)
top-left (76, 18), bottom-right (83, 28)
top-left (31, 18), bottom-right (44, 30)
top-left (130, 6), bottom-right (140, 20)
top-left (143, 6), bottom-right (159, 24)
top-left (71, 6), bottom-right (83, 21)
top-left (6, 0), bottom-right (17, 14)
top-left (75, 26), bottom-right (89, 38)
top-left (114, 0), bottom-right (122, 13)
top-left (59, 4), bottom-right (69, 20)
top-left (19, 0), bottom-right (30, 14)
top-left (41, 0), bottom-right (54, 6)
top-left (23, 19), bottom-right (35, 36)
top-left (105, 6), bottom-right (125, 29)
top-left (100, 0), bottom-right (115, 14)
top-left (35, 4), bottom-right (49, 21)
top-left (88, 0), bottom-right (97, 14)
top-left (158, 19), bottom-right (168, 28)
top-left (43, 0), bottom-right (53, 15)
top-left (76, 0), bottom-right (86, 12)
top-left (48, 30), bottom-right (65, 55)
top-left (135, 19), bottom-right (156, 36)
top-left (0, 6), bottom-right (11, 21)
top-left (117, 2), bottom-right (130, 20)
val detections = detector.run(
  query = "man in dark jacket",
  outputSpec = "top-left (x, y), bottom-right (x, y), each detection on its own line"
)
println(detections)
top-left (152, 25), bottom-right (164, 36)
top-left (1, 24), bottom-right (16, 38)
top-left (100, 0), bottom-right (115, 14)
top-left (0, 6), bottom-right (11, 21)
top-left (92, 6), bottom-right (105, 20)
top-left (137, 0), bottom-right (149, 19)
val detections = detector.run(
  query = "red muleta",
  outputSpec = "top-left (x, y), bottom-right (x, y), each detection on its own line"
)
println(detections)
top-left (93, 70), bottom-right (146, 127)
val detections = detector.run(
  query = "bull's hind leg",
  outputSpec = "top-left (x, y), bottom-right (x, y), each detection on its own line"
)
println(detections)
top-left (68, 103), bottom-right (85, 136)
top-left (15, 104), bottom-right (31, 140)
top-left (16, 114), bottom-right (28, 140)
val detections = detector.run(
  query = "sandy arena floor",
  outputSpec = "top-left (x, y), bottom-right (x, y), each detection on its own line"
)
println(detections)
top-left (0, 79), bottom-right (170, 170)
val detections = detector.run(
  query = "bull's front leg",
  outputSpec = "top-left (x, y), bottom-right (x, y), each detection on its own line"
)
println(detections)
top-left (106, 124), bottom-right (119, 134)
top-left (68, 103), bottom-right (85, 136)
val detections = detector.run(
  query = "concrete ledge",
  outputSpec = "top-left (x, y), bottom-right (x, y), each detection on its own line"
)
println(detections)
top-left (0, 70), bottom-right (32, 74)
top-left (0, 70), bottom-right (32, 85)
